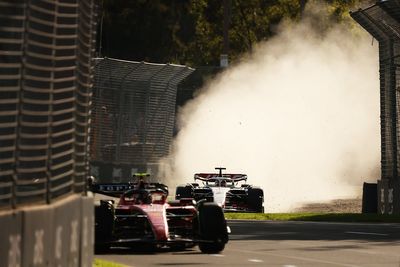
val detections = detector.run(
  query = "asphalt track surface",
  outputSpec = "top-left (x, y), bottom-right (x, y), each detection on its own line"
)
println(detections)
top-left (96, 220), bottom-right (400, 267)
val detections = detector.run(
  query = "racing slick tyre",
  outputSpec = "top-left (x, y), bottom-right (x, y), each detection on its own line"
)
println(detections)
top-left (175, 185), bottom-right (193, 199)
top-left (154, 183), bottom-right (169, 194)
top-left (94, 200), bottom-right (114, 253)
top-left (247, 188), bottom-right (264, 213)
top-left (198, 202), bottom-right (228, 254)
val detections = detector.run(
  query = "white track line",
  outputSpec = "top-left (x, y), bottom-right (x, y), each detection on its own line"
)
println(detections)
top-left (248, 258), bottom-right (263, 263)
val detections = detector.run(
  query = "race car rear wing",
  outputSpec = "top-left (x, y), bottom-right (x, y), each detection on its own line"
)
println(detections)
top-left (91, 182), bottom-right (168, 197)
top-left (194, 173), bottom-right (248, 182)
top-left (91, 183), bottom-right (134, 197)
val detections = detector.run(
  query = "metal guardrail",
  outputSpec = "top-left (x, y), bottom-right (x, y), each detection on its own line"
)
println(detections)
top-left (0, 0), bottom-right (98, 209)
top-left (90, 58), bottom-right (194, 181)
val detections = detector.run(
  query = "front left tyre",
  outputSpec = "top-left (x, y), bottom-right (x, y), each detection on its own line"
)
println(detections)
top-left (197, 202), bottom-right (228, 253)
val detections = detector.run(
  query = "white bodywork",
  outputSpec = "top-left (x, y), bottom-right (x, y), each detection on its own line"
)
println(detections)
top-left (211, 187), bottom-right (231, 206)
top-left (209, 178), bottom-right (232, 207)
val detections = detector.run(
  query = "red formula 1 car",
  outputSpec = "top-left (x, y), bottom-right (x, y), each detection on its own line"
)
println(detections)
top-left (92, 176), bottom-right (229, 254)
top-left (176, 167), bottom-right (264, 213)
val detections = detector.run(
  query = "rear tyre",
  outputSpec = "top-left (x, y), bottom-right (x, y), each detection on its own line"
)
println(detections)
top-left (95, 244), bottom-right (110, 254)
top-left (198, 202), bottom-right (228, 254)
top-left (175, 185), bottom-right (193, 199)
top-left (154, 183), bottom-right (169, 194)
top-left (198, 240), bottom-right (225, 254)
top-left (247, 188), bottom-right (264, 213)
top-left (94, 200), bottom-right (114, 254)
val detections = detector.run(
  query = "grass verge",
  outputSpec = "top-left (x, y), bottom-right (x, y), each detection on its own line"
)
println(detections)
top-left (93, 259), bottom-right (128, 267)
top-left (224, 212), bottom-right (400, 223)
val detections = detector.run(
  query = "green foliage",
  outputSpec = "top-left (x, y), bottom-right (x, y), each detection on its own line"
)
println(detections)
top-left (100, 0), bottom-right (194, 64)
top-left (186, 0), bottom-right (301, 65)
top-left (99, 0), bottom-right (370, 67)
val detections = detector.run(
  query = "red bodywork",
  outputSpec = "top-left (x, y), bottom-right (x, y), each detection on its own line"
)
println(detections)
top-left (114, 190), bottom-right (198, 245)
top-left (94, 181), bottom-right (230, 253)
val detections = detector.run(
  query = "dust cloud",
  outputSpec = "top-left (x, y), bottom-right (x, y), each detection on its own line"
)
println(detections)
top-left (167, 4), bottom-right (380, 212)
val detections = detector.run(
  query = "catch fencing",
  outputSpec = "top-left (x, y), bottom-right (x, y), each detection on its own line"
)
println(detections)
top-left (0, 0), bottom-right (97, 208)
top-left (90, 58), bottom-right (194, 182)
top-left (351, 0), bottom-right (400, 214)
top-left (0, 1), bottom-right (98, 266)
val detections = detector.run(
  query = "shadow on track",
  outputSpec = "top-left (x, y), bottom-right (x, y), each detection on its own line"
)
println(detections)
top-left (95, 245), bottom-right (204, 256)
top-left (228, 220), bottom-right (400, 243)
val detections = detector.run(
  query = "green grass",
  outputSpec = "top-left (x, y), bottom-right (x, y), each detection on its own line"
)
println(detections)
top-left (224, 212), bottom-right (400, 223)
top-left (93, 259), bottom-right (127, 267)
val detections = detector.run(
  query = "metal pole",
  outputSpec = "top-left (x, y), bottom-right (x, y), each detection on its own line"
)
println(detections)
top-left (221, 0), bottom-right (231, 67)
top-left (98, 0), bottom-right (104, 57)
top-left (300, 0), bottom-right (307, 19)
top-left (388, 41), bottom-right (398, 180)
top-left (223, 0), bottom-right (231, 55)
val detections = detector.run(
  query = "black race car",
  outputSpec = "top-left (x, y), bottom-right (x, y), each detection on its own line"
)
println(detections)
top-left (175, 167), bottom-right (264, 213)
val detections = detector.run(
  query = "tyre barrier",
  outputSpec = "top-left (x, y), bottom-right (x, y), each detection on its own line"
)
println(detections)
top-left (0, 195), bottom-right (93, 267)
top-left (362, 182), bottom-right (377, 214)
top-left (377, 179), bottom-right (400, 215)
